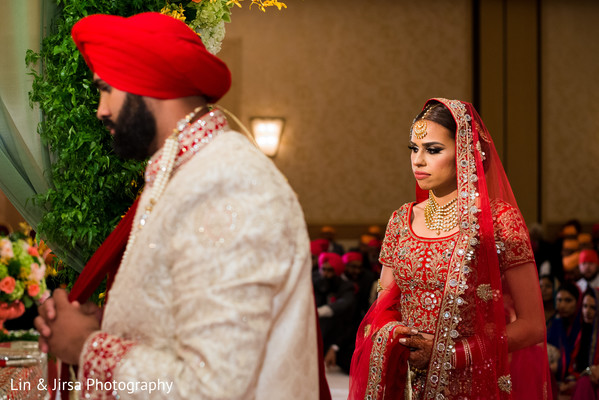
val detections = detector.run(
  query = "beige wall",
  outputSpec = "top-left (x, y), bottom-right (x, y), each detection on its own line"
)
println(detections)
top-left (4, 1), bottom-right (596, 239)
top-left (541, 0), bottom-right (599, 226)
top-left (218, 0), bottom-right (472, 229)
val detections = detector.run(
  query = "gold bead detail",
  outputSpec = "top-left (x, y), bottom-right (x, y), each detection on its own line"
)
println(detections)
top-left (424, 191), bottom-right (458, 235)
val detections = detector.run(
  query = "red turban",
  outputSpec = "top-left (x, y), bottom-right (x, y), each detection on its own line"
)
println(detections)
top-left (318, 252), bottom-right (345, 276)
top-left (310, 239), bottom-right (329, 256)
top-left (71, 12), bottom-right (231, 102)
top-left (580, 249), bottom-right (599, 265)
top-left (368, 238), bottom-right (382, 248)
top-left (342, 252), bottom-right (363, 265)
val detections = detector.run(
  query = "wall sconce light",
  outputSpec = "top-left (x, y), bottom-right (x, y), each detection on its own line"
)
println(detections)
top-left (250, 117), bottom-right (285, 157)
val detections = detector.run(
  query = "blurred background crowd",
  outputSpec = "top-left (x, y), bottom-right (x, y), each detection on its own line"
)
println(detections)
top-left (312, 220), bottom-right (599, 400)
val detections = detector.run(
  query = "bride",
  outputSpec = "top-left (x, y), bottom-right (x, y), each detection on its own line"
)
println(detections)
top-left (348, 98), bottom-right (551, 399)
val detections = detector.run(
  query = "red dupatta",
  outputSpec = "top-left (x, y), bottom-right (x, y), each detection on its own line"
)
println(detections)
top-left (349, 98), bottom-right (551, 399)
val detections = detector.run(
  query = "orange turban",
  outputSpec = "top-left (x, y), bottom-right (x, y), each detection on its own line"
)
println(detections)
top-left (71, 12), bottom-right (231, 102)
top-left (360, 234), bottom-right (375, 245)
top-left (562, 238), bottom-right (581, 271)
top-left (562, 238), bottom-right (580, 251)
top-left (321, 226), bottom-right (336, 234)
top-left (578, 233), bottom-right (593, 248)
top-left (368, 225), bottom-right (382, 235)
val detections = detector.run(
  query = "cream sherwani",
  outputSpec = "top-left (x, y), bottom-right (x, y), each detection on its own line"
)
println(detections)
top-left (78, 117), bottom-right (319, 399)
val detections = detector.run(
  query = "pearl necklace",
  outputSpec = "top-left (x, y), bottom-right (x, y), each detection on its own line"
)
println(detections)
top-left (121, 106), bottom-right (208, 267)
top-left (424, 191), bottom-right (458, 235)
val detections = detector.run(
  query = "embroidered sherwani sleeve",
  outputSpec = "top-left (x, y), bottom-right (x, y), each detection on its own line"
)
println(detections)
top-left (79, 175), bottom-right (297, 398)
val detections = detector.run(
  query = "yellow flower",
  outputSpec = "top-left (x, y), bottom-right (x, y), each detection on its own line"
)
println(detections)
top-left (263, 0), bottom-right (287, 10)
top-left (226, 0), bottom-right (243, 7)
top-left (19, 267), bottom-right (29, 280)
top-left (247, 0), bottom-right (286, 12)
top-left (160, 4), bottom-right (187, 22)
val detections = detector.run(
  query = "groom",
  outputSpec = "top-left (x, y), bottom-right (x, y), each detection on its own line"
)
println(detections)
top-left (34, 12), bottom-right (324, 399)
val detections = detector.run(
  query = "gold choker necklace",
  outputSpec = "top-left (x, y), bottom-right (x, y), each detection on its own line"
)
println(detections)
top-left (424, 191), bottom-right (458, 235)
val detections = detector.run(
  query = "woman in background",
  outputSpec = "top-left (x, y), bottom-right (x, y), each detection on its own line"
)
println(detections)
top-left (562, 288), bottom-right (598, 398)
top-left (547, 282), bottom-right (582, 384)
top-left (349, 98), bottom-right (550, 399)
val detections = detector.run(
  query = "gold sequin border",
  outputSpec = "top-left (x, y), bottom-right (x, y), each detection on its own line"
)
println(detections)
top-left (365, 321), bottom-right (402, 400)
top-left (423, 99), bottom-right (481, 400)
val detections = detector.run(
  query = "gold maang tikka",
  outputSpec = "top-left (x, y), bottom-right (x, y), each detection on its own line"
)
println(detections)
top-left (410, 104), bottom-right (437, 140)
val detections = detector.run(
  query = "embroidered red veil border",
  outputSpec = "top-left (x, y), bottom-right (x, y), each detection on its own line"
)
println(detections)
top-left (349, 98), bottom-right (551, 399)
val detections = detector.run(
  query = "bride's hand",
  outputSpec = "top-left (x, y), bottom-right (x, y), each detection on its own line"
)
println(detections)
top-left (392, 325), bottom-right (419, 339)
top-left (398, 334), bottom-right (433, 369)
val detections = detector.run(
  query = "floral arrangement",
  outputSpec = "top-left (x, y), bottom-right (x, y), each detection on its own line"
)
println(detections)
top-left (161, 0), bottom-right (287, 54)
top-left (0, 230), bottom-right (49, 309)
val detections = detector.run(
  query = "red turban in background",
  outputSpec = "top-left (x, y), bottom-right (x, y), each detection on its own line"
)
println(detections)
top-left (311, 239), bottom-right (329, 256)
top-left (318, 252), bottom-right (345, 276)
top-left (580, 249), bottom-right (599, 265)
top-left (367, 238), bottom-right (382, 248)
top-left (342, 251), bottom-right (363, 265)
top-left (71, 12), bottom-right (231, 102)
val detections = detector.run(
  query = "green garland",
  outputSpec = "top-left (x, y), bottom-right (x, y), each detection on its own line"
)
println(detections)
top-left (25, 0), bottom-right (164, 291)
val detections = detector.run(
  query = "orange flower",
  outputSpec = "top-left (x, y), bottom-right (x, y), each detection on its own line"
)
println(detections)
top-left (191, 0), bottom-right (202, 2)
top-left (0, 277), bottom-right (16, 294)
top-left (28, 246), bottom-right (39, 257)
top-left (27, 284), bottom-right (40, 297)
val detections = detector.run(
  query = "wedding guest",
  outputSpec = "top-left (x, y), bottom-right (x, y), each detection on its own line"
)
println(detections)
top-left (539, 221), bottom-right (581, 283)
top-left (365, 238), bottom-right (382, 274)
top-left (349, 98), bottom-right (549, 399)
top-left (331, 251), bottom-right (376, 374)
top-left (562, 288), bottom-right (599, 398)
top-left (562, 238), bottom-right (582, 283)
top-left (571, 288), bottom-right (599, 373)
top-left (541, 274), bottom-right (557, 324)
top-left (571, 366), bottom-right (599, 400)
top-left (311, 238), bottom-right (330, 281)
top-left (548, 282), bottom-right (582, 383)
top-left (343, 251), bottom-right (376, 319)
top-left (577, 249), bottom-right (599, 293)
top-left (562, 220), bottom-right (583, 240)
top-left (529, 222), bottom-right (553, 271)
top-left (579, 233), bottom-right (594, 250)
top-left (358, 233), bottom-right (375, 271)
top-left (367, 225), bottom-right (383, 241)
top-left (34, 12), bottom-right (323, 399)
top-left (313, 252), bottom-right (356, 371)
top-left (320, 226), bottom-right (345, 255)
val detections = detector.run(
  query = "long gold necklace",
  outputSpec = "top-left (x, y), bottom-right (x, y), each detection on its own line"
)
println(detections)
top-left (121, 106), bottom-right (210, 266)
top-left (424, 191), bottom-right (458, 235)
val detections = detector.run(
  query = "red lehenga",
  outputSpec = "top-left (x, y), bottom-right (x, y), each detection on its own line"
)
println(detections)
top-left (348, 98), bottom-right (551, 400)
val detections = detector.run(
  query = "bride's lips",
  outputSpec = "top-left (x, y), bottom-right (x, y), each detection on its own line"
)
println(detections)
top-left (414, 171), bottom-right (430, 180)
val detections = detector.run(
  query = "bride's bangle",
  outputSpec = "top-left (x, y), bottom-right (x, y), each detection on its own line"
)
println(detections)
top-left (452, 335), bottom-right (487, 369)
top-left (376, 279), bottom-right (386, 293)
